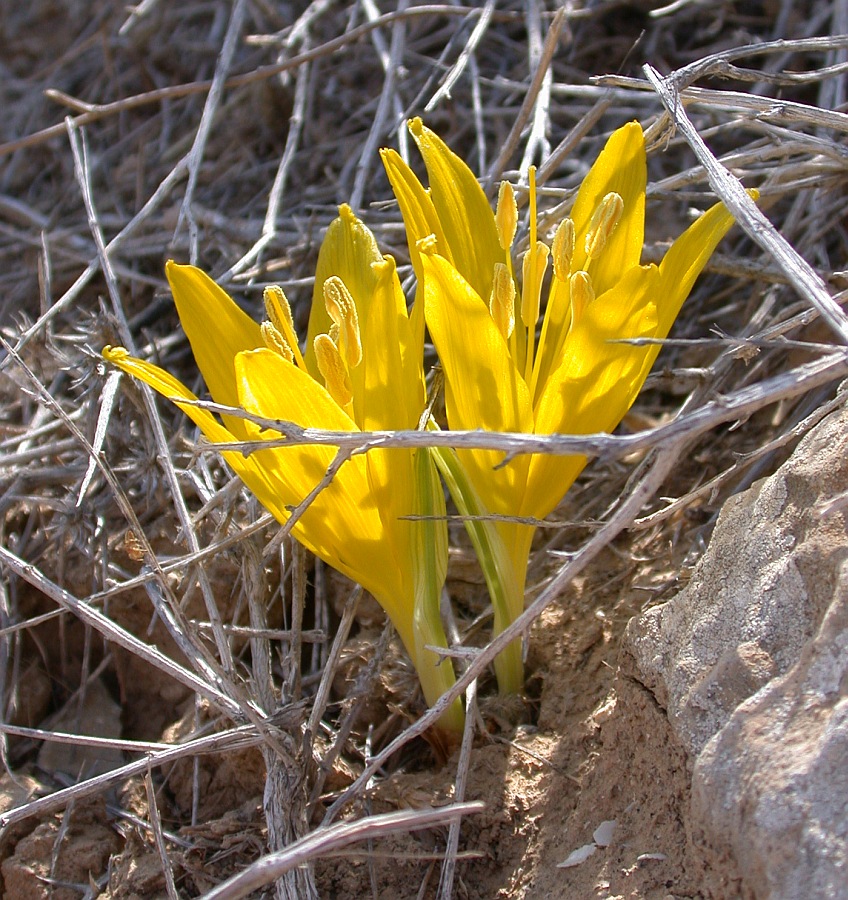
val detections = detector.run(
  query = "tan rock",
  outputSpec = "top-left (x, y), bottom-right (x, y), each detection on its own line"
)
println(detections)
top-left (622, 403), bottom-right (848, 899)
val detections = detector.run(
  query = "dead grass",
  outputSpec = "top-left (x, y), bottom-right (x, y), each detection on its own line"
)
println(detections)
top-left (0, 1), bottom-right (847, 897)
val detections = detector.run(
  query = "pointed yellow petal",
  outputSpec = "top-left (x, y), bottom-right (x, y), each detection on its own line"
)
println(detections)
top-left (408, 118), bottom-right (501, 302)
top-left (655, 199), bottom-right (739, 341)
top-left (361, 256), bottom-right (423, 431)
top-left (103, 346), bottom-right (302, 528)
top-left (381, 147), bottom-right (451, 272)
top-left (422, 251), bottom-right (532, 515)
top-left (234, 349), bottom-right (412, 610)
top-left (359, 257), bottom-right (420, 597)
top-left (569, 123), bottom-right (647, 296)
top-left (165, 261), bottom-right (262, 441)
top-left (525, 264), bottom-right (661, 519)
top-left (380, 146), bottom-right (450, 349)
top-left (305, 205), bottom-right (383, 379)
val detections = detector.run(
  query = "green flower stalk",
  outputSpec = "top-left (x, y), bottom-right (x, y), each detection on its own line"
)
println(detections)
top-left (382, 119), bottom-right (741, 694)
top-left (104, 206), bottom-right (464, 733)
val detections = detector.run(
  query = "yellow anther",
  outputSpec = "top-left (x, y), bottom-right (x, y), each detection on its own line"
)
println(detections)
top-left (417, 234), bottom-right (438, 256)
top-left (569, 270), bottom-right (594, 326)
top-left (552, 218), bottom-right (575, 282)
top-left (488, 263), bottom-right (515, 341)
top-left (323, 276), bottom-right (362, 369)
top-left (264, 285), bottom-right (306, 370)
top-left (314, 333), bottom-right (353, 409)
top-left (264, 285), bottom-right (294, 333)
top-left (520, 240), bottom-right (550, 329)
top-left (496, 181), bottom-right (518, 252)
top-left (261, 321), bottom-right (294, 362)
top-left (585, 192), bottom-right (624, 260)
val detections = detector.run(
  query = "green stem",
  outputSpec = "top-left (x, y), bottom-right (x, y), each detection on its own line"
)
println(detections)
top-left (411, 447), bottom-right (465, 733)
top-left (429, 422), bottom-right (524, 695)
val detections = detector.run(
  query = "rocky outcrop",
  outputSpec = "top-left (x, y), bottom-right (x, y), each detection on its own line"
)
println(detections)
top-left (622, 402), bottom-right (848, 900)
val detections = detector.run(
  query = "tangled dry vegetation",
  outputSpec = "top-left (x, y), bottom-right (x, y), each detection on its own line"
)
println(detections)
top-left (0, 1), bottom-right (846, 898)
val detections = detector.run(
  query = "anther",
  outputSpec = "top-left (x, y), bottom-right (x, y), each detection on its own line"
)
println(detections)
top-left (264, 285), bottom-right (294, 333)
top-left (488, 263), bottom-right (515, 340)
top-left (585, 192), bottom-right (624, 260)
top-left (569, 271), bottom-right (594, 326)
top-left (261, 321), bottom-right (294, 362)
top-left (264, 285), bottom-right (306, 369)
top-left (314, 334), bottom-right (353, 409)
top-left (323, 276), bottom-right (362, 369)
top-left (552, 218), bottom-right (575, 282)
top-left (496, 181), bottom-right (518, 252)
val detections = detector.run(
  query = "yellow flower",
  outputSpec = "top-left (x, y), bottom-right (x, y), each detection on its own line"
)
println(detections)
top-left (104, 205), bottom-right (463, 732)
top-left (382, 119), bottom-right (741, 692)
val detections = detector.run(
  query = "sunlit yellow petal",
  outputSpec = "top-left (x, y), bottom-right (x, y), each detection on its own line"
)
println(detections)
top-left (361, 256), bottom-right (422, 431)
top-left (422, 251), bottom-right (532, 514)
top-left (380, 147), bottom-right (450, 352)
top-left (569, 123), bottom-right (646, 296)
top-left (166, 261), bottom-right (262, 441)
top-left (525, 264), bottom-right (661, 520)
top-left (532, 275), bottom-right (572, 403)
top-left (233, 349), bottom-right (411, 613)
top-left (305, 205), bottom-right (383, 379)
top-left (359, 257), bottom-right (419, 597)
top-left (408, 117), bottom-right (501, 302)
top-left (103, 346), bottom-right (301, 528)
top-left (380, 147), bottom-right (451, 271)
top-left (655, 199), bottom-right (740, 340)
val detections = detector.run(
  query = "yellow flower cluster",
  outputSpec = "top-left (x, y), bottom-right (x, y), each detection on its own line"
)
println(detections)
top-left (105, 121), bottom-right (740, 731)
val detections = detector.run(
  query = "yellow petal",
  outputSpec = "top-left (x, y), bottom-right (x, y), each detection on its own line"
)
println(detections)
top-left (361, 256), bottom-right (422, 432)
top-left (655, 199), bottom-right (739, 341)
top-left (234, 348), bottom-right (410, 615)
top-left (165, 261), bottom-right (262, 441)
top-left (381, 147), bottom-right (451, 273)
top-left (359, 258), bottom-right (420, 595)
top-left (305, 205), bottom-right (383, 379)
top-left (102, 347), bottom-right (299, 528)
top-left (525, 264), bottom-right (661, 520)
top-left (422, 251), bottom-right (532, 515)
top-left (380, 147), bottom-right (449, 350)
top-left (569, 123), bottom-right (647, 296)
top-left (408, 118), bottom-right (501, 302)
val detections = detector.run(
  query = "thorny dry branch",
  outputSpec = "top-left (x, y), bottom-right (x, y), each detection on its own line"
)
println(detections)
top-left (0, 1), bottom-right (847, 897)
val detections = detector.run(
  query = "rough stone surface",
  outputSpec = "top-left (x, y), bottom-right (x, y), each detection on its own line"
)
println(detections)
top-left (621, 403), bottom-right (848, 899)
top-left (691, 582), bottom-right (848, 899)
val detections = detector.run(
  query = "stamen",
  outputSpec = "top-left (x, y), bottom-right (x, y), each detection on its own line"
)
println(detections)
top-left (569, 271), bottom-right (594, 327)
top-left (264, 285), bottom-right (307, 370)
top-left (261, 321), bottom-right (294, 362)
top-left (585, 192), bottom-right (624, 260)
top-left (520, 240), bottom-right (550, 329)
top-left (264, 285), bottom-right (294, 333)
top-left (496, 181), bottom-right (518, 252)
top-left (323, 276), bottom-right (362, 369)
top-left (417, 234), bottom-right (438, 256)
top-left (552, 218), bottom-right (575, 282)
top-left (314, 334), bottom-right (353, 409)
top-left (488, 263), bottom-right (515, 340)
